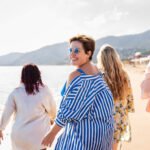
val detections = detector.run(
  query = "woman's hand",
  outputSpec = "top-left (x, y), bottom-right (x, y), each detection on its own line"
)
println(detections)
top-left (42, 132), bottom-right (55, 147)
top-left (0, 130), bottom-right (3, 144)
top-left (50, 119), bottom-right (54, 125)
top-left (42, 123), bottom-right (62, 147)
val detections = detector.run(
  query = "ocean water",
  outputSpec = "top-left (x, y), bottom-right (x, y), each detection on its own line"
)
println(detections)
top-left (0, 65), bottom-right (74, 149)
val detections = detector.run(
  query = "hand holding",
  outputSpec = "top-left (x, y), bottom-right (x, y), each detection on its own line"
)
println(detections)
top-left (42, 132), bottom-right (55, 147)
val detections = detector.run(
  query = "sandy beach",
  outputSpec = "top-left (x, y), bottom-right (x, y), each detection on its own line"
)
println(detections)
top-left (0, 64), bottom-right (150, 150)
top-left (121, 64), bottom-right (150, 150)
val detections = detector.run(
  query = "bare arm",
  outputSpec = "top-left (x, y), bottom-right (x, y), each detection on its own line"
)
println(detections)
top-left (127, 77), bottom-right (135, 112)
top-left (0, 92), bottom-right (16, 131)
top-left (42, 86), bottom-right (57, 122)
top-left (0, 91), bottom-right (16, 144)
top-left (42, 123), bottom-right (62, 147)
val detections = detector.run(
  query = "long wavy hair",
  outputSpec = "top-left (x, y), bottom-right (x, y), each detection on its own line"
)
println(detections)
top-left (21, 64), bottom-right (44, 95)
top-left (97, 44), bottom-right (129, 101)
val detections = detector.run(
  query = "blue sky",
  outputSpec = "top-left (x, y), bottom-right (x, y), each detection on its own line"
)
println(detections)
top-left (0, 0), bottom-right (150, 55)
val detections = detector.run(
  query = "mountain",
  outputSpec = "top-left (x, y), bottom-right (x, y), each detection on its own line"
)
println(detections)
top-left (0, 53), bottom-right (23, 65)
top-left (11, 43), bottom-right (69, 65)
top-left (0, 30), bottom-right (150, 65)
top-left (94, 30), bottom-right (150, 60)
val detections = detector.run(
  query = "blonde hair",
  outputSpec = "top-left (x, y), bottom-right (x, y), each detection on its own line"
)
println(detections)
top-left (97, 44), bottom-right (129, 101)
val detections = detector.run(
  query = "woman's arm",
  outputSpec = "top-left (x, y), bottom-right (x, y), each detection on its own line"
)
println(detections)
top-left (42, 123), bottom-right (62, 147)
top-left (47, 90), bottom-right (57, 121)
top-left (0, 91), bottom-right (16, 144)
top-left (126, 76), bottom-right (135, 113)
top-left (0, 92), bottom-right (16, 131)
top-left (42, 86), bottom-right (57, 122)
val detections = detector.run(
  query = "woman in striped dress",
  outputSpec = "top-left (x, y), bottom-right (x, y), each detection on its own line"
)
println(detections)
top-left (42, 35), bottom-right (114, 150)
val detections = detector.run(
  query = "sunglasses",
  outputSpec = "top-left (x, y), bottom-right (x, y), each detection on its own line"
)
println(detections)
top-left (68, 48), bottom-right (80, 54)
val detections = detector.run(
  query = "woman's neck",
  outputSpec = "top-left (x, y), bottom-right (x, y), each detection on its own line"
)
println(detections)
top-left (77, 61), bottom-right (91, 69)
top-left (77, 61), bottom-right (100, 75)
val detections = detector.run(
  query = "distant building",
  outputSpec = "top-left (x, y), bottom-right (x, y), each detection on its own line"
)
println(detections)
top-left (134, 52), bottom-right (142, 58)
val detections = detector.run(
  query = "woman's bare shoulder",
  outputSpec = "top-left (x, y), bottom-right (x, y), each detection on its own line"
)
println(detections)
top-left (67, 70), bottom-right (81, 87)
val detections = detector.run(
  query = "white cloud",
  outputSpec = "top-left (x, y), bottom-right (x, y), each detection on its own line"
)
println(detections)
top-left (109, 7), bottom-right (129, 21)
top-left (85, 15), bottom-right (107, 27)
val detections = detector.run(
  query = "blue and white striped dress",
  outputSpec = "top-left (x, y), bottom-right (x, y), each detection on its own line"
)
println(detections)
top-left (55, 69), bottom-right (114, 150)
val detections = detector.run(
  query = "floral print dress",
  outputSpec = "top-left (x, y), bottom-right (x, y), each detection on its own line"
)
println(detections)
top-left (113, 80), bottom-right (135, 143)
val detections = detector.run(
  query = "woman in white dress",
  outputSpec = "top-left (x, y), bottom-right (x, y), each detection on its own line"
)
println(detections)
top-left (0, 64), bottom-right (56, 150)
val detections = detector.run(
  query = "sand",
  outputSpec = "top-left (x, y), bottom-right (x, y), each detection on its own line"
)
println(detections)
top-left (122, 64), bottom-right (150, 150)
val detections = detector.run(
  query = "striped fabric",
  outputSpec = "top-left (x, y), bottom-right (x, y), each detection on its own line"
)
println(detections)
top-left (55, 70), bottom-right (114, 150)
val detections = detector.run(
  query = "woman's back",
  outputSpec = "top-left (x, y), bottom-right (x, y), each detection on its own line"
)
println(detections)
top-left (0, 64), bottom-right (56, 150)
top-left (1, 84), bottom-right (56, 150)
top-left (12, 84), bottom-right (54, 126)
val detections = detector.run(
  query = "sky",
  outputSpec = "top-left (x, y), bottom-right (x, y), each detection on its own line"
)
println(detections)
top-left (0, 0), bottom-right (150, 55)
